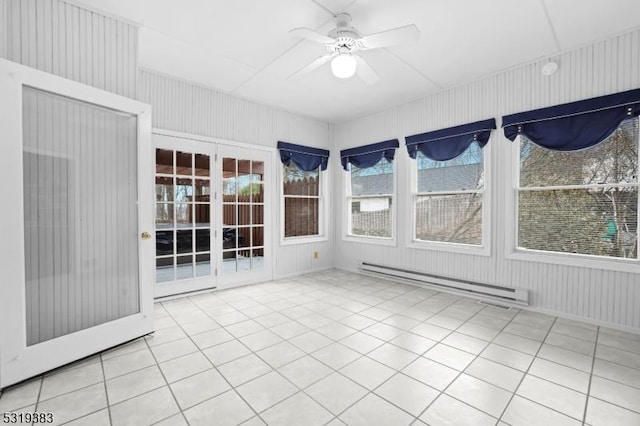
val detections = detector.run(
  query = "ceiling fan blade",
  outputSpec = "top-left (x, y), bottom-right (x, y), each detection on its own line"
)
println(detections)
top-left (289, 27), bottom-right (334, 45)
top-left (355, 56), bottom-right (380, 85)
top-left (288, 54), bottom-right (334, 80)
top-left (361, 24), bottom-right (420, 49)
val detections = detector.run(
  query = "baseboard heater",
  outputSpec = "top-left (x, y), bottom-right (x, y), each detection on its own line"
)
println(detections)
top-left (359, 262), bottom-right (529, 306)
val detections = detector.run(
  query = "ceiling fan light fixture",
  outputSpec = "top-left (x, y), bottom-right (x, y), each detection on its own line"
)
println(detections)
top-left (331, 53), bottom-right (357, 79)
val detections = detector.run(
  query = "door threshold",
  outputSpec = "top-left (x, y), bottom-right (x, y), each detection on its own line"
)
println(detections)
top-left (155, 286), bottom-right (218, 302)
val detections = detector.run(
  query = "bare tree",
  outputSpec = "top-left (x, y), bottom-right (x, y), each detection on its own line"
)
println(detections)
top-left (518, 120), bottom-right (638, 257)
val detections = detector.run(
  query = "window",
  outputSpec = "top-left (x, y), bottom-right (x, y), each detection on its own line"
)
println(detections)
top-left (347, 158), bottom-right (394, 238)
top-left (414, 143), bottom-right (484, 245)
top-left (277, 141), bottom-right (329, 243)
top-left (283, 162), bottom-right (322, 239)
top-left (517, 118), bottom-right (638, 259)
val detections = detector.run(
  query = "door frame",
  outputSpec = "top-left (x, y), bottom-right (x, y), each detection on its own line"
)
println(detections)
top-left (0, 58), bottom-right (154, 388)
top-left (153, 129), bottom-right (276, 291)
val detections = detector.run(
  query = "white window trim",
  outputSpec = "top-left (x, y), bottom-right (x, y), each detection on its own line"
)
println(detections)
top-left (342, 158), bottom-right (398, 246)
top-left (506, 132), bottom-right (640, 273)
top-left (279, 162), bottom-right (329, 245)
top-left (406, 142), bottom-right (491, 256)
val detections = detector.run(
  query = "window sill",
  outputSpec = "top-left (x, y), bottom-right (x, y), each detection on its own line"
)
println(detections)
top-left (407, 240), bottom-right (490, 256)
top-left (507, 248), bottom-right (640, 273)
top-left (342, 235), bottom-right (397, 247)
top-left (281, 235), bottom-right (328, 246)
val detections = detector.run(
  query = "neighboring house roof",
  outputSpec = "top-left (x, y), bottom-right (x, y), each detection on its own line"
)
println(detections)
top-left (419, 163), bottom-right (483, 192)
top-left (351, 173), bottom-right (393, 196)
top-left (351, 163), bottom-right (482, 195)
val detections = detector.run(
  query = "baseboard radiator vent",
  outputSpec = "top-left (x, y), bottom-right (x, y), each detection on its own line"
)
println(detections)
top-left (359, 262), bottom-right (529, 306)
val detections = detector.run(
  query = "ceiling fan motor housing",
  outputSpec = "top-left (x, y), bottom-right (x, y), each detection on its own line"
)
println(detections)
top-left (327, 14), bottom-right (363, 53)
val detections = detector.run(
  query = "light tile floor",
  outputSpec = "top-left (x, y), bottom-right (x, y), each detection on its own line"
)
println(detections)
top-left (2, 270), bottom-right (640, 425)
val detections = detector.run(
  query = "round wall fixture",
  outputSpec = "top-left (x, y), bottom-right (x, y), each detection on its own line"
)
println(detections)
top-left (542, 61), bottom-right (559, 77)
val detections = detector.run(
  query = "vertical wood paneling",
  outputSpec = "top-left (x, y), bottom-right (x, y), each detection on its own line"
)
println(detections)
top-left (2, 0), bottom-right (137, 98)
top-left (0, 0), bottom-right (6, 58)
top-left (333, 29), bottom-right (640, 330)
top-left (138, 70), bottom-right (330, 149)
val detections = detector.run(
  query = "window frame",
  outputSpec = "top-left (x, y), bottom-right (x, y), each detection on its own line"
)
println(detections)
top-left (279, 162), bottom-right (329, 245)
top-left (343, 158), bottom-right (397, 246)
top-left (407, 142), bottom-right (491, 256)
top-left (507, 121), bottom-right (640, 272)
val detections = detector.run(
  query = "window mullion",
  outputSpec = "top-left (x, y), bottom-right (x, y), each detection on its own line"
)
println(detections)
top-left (520, 183), bottom-right (639, 192)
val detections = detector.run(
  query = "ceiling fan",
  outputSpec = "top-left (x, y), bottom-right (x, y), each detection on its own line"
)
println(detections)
top-left (288, 13), bottom-right (420, 84)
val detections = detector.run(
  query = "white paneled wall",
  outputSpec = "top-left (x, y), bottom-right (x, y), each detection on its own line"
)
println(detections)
top-left (138, 70), bottom-right (330, 149)
top-left (0, 0), bottom-right (138, 98)
top-left (138, 70), bottom-right (333, 279)
top-left (333, 29), bottom-right (640, 331)
top-left (0, 0), bottom-right (7, 58)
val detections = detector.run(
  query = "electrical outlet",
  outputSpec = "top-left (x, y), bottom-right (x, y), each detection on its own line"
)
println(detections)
top-left (313, 251), bottom-right (319, 259)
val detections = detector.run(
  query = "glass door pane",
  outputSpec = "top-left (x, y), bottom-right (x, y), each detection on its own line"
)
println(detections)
top-left (22, 87), bottom-right (139, 346)
top-left (153, 138), bottom-right (214, 298)
top-left (221, 158), bottom-right (265, 275)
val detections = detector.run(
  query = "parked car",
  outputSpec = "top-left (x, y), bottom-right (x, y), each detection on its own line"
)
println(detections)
top-left (223, 228), bottom-right (245, 258)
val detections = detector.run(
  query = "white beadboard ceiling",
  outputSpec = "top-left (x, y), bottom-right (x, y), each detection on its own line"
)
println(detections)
top-left (74, 0), bottom-right (640, 122)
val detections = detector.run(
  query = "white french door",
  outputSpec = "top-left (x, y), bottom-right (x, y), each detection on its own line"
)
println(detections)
top-left (152, 133), bottom-right (274, 295)
top-left (0, 59), bottom-right (154, 389)
top-left (217, 144), bottom-right (273, 289)
top-left (153, 134), bottom-right (217, 297)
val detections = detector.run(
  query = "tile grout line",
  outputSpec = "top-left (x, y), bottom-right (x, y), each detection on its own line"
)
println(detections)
top-left (112, 305), bottom-right (616, 422)
top-left (413, 302), bottom-right (523, 423)
top-left (30, 375), bottom-right (44, 426)
top-left (302, 280), bottom-right (459, 423)
top-left (142, 337), bottom-right (192, 425)
top-left (196, 287), bottom-right (593, 424)
top-left (301, 277), bottom-right (534, 423)
top-left (159, 300), bottom-right (268, 425)
top-left (210, 287), bottom-right (365, 421)
top-left (9, 272), bottom-right (640, 425)
top-left (581, 325), bottom-right (600, 426)
top-left (202, 275), bottom-right (432, 421)
top-left (99, 353), bottom-right (114, 426)
top-left (494, 316), bottom-right (559, 423)
top-left (302, 291), bottom-right (469, 424)
top-left (201, 281), bottom-right (367, 421)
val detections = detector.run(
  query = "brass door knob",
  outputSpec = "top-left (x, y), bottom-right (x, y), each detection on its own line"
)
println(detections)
top-left (141, 232), bottom-right (152, 240)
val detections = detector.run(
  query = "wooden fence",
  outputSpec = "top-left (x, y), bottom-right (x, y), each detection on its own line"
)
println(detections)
top-left (222, 194), bottom-right (264, 248)
top-left (351, 210), bottom-right (391, 237)
top-left (414, 195), bottom-right (482, 243)
top-left (284, 177), bottom-right (319, 237)
top-left (350, 195), bottom-right (482, 242)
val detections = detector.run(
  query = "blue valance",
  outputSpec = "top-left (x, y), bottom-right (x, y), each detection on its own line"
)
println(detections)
top-left (340, 139), bottom-right (399, 171)
top-left (502, 88), bottom-right (640, 151)
top-left (405, 118), bottom-right (496, 161)
top-left (277, 141), bottom-right (330, 171)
